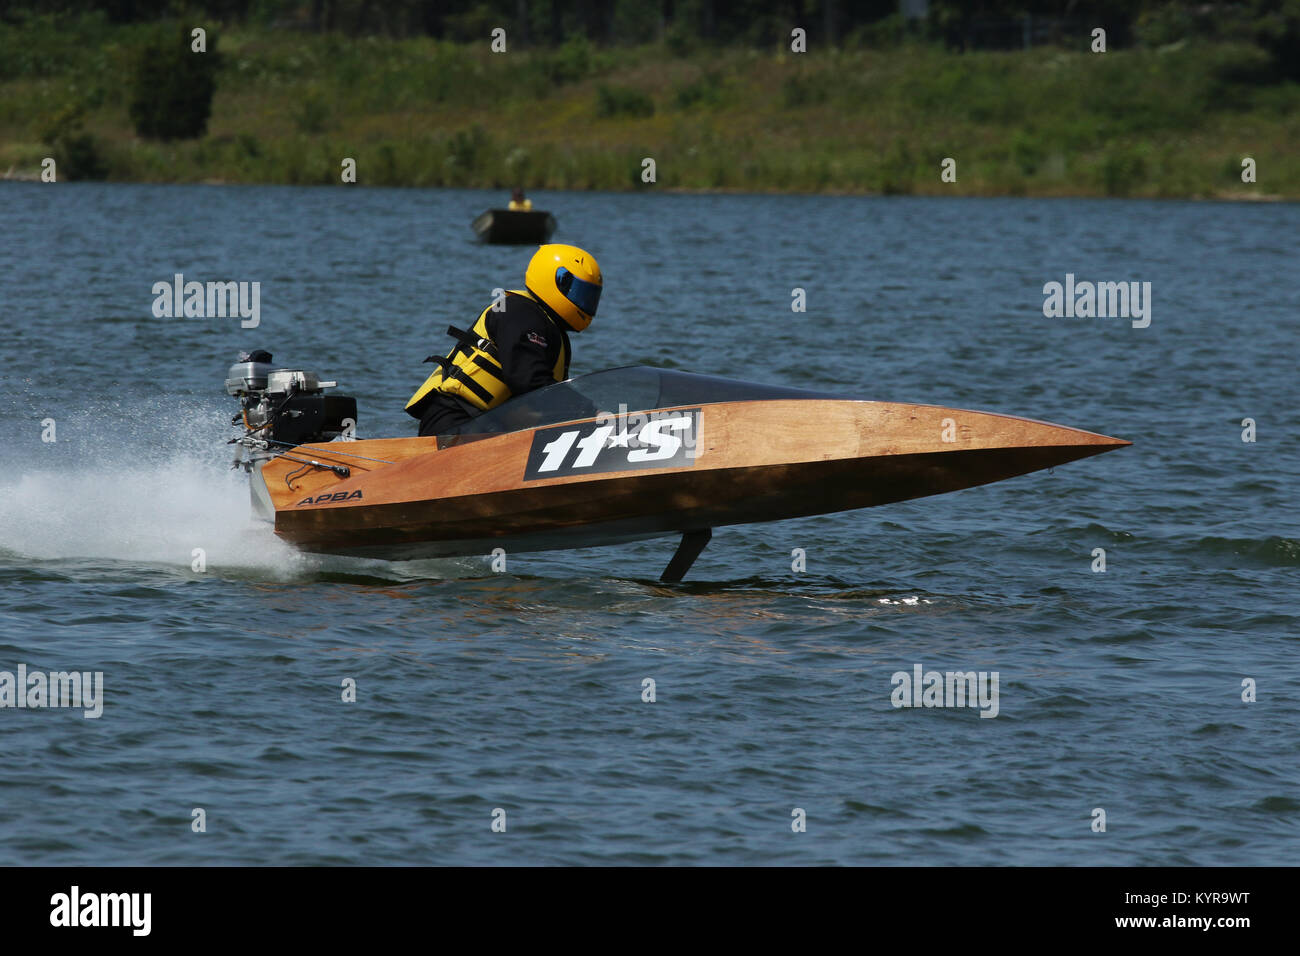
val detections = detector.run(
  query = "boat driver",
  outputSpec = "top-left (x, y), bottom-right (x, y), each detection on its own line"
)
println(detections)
top-left (507, 188), bottom-right (532, 211)
top-left (405, 243), bottom-right (603, 437)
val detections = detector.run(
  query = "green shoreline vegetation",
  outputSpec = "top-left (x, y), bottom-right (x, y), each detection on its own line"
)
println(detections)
top-left (1, 5), bottom-right (1297, 199)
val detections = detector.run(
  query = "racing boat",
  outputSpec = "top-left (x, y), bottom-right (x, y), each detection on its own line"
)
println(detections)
top-left (225, 356), bottom-right (1130, 581)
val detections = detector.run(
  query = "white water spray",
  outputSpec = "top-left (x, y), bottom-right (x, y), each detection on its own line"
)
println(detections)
top-left (0, 400), bottom-right (471, 580)
top-left (0, 451), bottom-right (307, 575)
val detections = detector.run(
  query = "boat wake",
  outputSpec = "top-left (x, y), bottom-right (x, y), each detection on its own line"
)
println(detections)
top-left (0, 453), bottom-right (304, 575)
top-left (0, 403), bottom-right (478, 582)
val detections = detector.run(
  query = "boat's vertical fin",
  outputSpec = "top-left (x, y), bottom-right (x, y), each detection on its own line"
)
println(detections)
top-left (249, 457), bottom-right (276, 523)
top-left (661, 529), bottom-right (712, 582)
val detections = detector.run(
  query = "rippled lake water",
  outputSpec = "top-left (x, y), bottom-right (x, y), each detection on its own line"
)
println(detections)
top-left (0, 183), bottom-right (1296, 864)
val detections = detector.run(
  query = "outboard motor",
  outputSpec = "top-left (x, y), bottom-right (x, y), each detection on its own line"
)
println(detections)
top-left (226, 350), bottom-right (357, 447)
top-left (226, 350), bottom-right (358, 482)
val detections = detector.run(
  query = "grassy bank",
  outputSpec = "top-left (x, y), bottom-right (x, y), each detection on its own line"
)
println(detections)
top-left (2, 16), bottom-right (1297, 198)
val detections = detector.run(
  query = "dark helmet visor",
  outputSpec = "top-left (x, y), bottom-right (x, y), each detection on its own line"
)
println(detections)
top-left (555, 267), bottom-right (601, 316)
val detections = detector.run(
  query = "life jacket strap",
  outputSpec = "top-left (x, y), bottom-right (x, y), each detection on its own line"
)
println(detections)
top-left (426, 323), bottom-right (499, 365)
top-left (441, 363), bottom-right (495, 405)
top-left (446, 324), bottom-right (497, 355)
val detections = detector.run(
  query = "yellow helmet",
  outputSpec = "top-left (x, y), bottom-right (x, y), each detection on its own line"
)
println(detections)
top-left (524, 244), bottom-right (602, 332)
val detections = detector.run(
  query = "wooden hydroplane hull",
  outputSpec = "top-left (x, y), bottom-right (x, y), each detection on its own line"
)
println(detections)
top-left (254, 396), bottom-right (1129, 578)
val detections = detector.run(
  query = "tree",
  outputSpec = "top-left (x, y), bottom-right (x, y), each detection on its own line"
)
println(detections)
top-left (128, 23), bottom-right (219, 140)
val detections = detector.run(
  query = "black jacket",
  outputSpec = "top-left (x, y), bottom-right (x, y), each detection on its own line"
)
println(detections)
top-left (484, 293), bottom-right (571, 395)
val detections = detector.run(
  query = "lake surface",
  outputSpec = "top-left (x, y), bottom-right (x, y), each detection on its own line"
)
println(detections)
top-left (1, 183), bottom-right (1296, 864)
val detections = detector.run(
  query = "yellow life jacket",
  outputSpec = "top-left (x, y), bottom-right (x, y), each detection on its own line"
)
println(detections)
top-left (508, 199), bottom-right (533, 211)
top-left (405, 290), bottom-right (569, 415)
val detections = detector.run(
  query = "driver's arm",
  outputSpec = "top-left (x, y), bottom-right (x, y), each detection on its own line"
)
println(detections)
top-left (491, 299), bottom-right (564, 396)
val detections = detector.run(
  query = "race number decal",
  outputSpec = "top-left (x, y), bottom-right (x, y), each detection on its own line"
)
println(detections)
top-left (523, 409), bottom-right (701, 480)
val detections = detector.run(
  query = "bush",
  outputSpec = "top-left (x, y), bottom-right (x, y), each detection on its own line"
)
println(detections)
top-left (526, 36), bottom-right (616, 98)
top-left (128, 24), bottom-right (219, 140)
top-left (37, 101), bottom-right (107, 180)
top-left (595, 84), bottom-right (655, 118)
top-left (876, 138), bottom-right (916, 195)
top-left (852, 13), bottom-right (908, 50)
top-left (781, 72), bottom-right (828, 108)
top-left (1203, 41), bottom-right (1280, 89)
top-left (540, 34), bottom-right (598, 85)
top-left (1134, 4), bottom-right (1201, 47)
top-left (673, 71), bottom-right (726, 109)
top-left (443, 4), bottom-right (499, 44)
top-left (439, 125), bottom-right (494, 184)
top-left (1010, 130), bottom-right (1047, 175)
top-left (292, 90), bottom-right (332, 134)
top-left (55, 132), bottom-right (108, 180)
top-left (1098, 147), bottom-right (1148, 196)
top-left (448, 125), bottom-right (490, 166)
top-left (665, 20), bottom-right (698, 57)
top-left (0, 10), bottom-right (115, 82)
